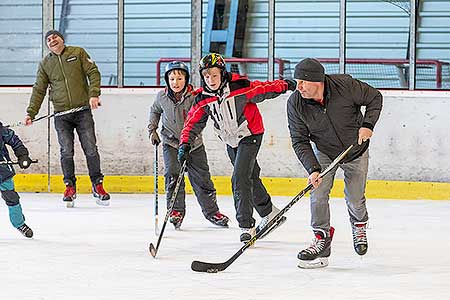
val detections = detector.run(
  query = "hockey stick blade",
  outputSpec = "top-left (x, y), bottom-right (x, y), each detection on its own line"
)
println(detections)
top-left (149, 243), bottom-right (157, 258)
top-left (191, 261), bottom-right (226, 273)
top-left (191, 145), bottom-right (353, 273)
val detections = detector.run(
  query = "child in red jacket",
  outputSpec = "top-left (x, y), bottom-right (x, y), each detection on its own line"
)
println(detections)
top-left (178, 53), bottom-right (297, 243)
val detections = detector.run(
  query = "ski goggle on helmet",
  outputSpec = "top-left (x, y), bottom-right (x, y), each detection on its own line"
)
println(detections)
top-left (164, 61), bottom-right (190, 87)
top-left (199, 53), bottom-right (228, 91)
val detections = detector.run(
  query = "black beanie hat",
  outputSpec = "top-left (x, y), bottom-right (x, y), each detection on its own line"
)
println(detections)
top-left (294, 58), bottom-right (325, 82)
top-left (45, 30), bottom-right (64, 42)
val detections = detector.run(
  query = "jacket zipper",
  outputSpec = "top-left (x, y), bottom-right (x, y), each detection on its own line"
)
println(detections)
top-left (58, 55), bottom-right (73, 107)
top-left (322, 103), bottom-right (345, 148)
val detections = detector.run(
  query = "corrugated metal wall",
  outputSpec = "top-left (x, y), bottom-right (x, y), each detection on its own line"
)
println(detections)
top-left (1, 0), bottom-right (449, 88)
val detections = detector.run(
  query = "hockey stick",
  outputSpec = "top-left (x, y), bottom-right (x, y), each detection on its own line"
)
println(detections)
top-left (149, 160), bottom-right (187, 258)
top-left (154, 144), bottom-right (160, 236)
top-left (0, 159), bottom-right (39, 166)
top-left (5, 105), bottom-right (90, 128)
top-left (191, 144), bottom-right (354, 273)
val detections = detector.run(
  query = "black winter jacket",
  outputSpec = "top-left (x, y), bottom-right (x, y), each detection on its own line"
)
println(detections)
top-left (287, 74), bottom-right (383, 174)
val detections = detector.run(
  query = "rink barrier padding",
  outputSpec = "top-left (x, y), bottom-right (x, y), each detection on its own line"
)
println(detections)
top-left (12, 174), bottom-right (450, 200)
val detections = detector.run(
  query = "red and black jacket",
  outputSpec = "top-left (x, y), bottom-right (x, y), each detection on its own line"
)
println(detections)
top-left (180, 73), bottom-right (296, 147)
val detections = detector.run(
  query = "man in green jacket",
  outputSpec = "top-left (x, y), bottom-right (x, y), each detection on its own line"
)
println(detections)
top-left (24, 30), bottom-right (110, 208)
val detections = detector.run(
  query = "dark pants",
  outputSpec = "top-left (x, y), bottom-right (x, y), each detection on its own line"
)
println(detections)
top-left (226, 134), bottom-right (272, 228)
top-left (163, 143), bottom-right (219, 218)
top-left (54, 109), bottom-right (103, 186)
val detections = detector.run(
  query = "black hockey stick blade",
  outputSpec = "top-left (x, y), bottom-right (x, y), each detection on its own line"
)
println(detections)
top-left (191, 261), bottom-right (227, 273)
top-left (149, 243), bottom-right (157, 258)
top-left (191, 144), bottom-right (353, 273)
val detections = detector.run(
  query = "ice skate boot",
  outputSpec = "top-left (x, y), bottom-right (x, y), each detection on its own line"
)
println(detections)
top-left (206, 212), bottom-right (229, 227)
top-left (93, 182), bottom-right (110, 206)
top-left (352, 222), bottom-right (368, 256)
top-left (256, 204), bottom-right (287, 239)
top-left (240, 227), bottom-right (256, 244)
top-left (169, 210), bottom-right (184, 230)
top-left (298, 227), bottom-right (335, 269)
top-left (63, 185), bottom-right (76, 208)
top-left (17, 223), bottom-right (33, 238)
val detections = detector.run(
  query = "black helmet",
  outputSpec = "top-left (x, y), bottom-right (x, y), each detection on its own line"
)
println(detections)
top-left (199, 53), bottom-right (228, 92)
top-left (164, 61), bottom-right (190, 87)
top-left (199, 53), bottom-right (226, 72)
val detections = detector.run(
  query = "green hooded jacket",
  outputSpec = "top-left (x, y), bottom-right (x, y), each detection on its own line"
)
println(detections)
top-left (27, 46), bottom-right (101, 119)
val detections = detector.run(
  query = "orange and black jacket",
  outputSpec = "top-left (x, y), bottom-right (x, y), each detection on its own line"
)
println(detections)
top-left (180, 72), bottom-right (297, 148)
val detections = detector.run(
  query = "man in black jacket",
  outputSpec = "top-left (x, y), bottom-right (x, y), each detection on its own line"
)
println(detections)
top-left (287, 58), bottom-right (382, 269)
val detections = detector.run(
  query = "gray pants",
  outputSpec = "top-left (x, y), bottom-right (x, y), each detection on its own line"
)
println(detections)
top-left (163, 143), bottom-right (219, 218)
top-left (310, 147), bottom-right (369, 233)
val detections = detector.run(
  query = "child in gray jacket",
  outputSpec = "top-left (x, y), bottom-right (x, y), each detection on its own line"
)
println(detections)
top-left (148, 61), bottom-right (229, 229)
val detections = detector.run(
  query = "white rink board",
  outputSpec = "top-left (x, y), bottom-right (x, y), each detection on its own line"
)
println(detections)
top-left (0, 194), bottom-right (449, 300)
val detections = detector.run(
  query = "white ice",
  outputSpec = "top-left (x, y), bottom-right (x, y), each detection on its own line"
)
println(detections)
top-left (0, 193), bottom-right (449, 300)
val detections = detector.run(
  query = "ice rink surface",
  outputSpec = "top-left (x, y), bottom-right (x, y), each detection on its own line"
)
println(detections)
top-left (0, 193), bottom-right (449, 300)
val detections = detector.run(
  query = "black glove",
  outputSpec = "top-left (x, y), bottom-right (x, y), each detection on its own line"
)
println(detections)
top-left (14, 146), bottom-right (32, 169)
top-left (177, 143), bottom-right (191, 165)
top-left (149, 130), bottom-right (161, 146)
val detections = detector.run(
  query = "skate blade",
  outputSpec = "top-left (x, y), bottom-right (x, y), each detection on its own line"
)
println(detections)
top-left (298, 257), bottom-right (329, 269)
top-left (171, 218), bottom-right (183, 230)
top-left (96, 199), bottom-right (110, 206)
top-left (66, 201), bottom-right (75, 208)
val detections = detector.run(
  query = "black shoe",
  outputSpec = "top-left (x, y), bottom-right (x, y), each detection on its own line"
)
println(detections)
top-left (352, 222), bottom-right (368, 256)
top-left (17, 223), bottom-right (33, 238)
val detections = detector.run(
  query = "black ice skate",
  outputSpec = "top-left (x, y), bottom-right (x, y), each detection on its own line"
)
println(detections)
top-left (63, 184), bottom-right (77, 208)
top-left (17, 223), bottom-right (33, 238)
top-left (240, 227), bottom-right (256, 243)
top-left (92, 182), bottom-right (110, 206)
top-left (255, 204), bottom-right (287, 239)
top-left (169, 210), bottom-right (184, 230)
top-left (298, 227), bottom-right (335, 269)
top-left (352, 222), bottom-right (368, 256)
top-left (206, 212), bottom-right (229, 227)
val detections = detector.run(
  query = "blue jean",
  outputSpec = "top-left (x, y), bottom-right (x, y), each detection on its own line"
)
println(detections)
top-left (309, 147), bottom-right (369, 233)
top-left (54, 109), bottom-right (103, 186)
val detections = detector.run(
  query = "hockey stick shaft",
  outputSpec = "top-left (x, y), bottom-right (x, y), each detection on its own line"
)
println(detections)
top-left (154, 144), bottom-right (159, 236)
top-left (0, 159), bottom-right (39, 166)
top-left (149, 160), bottom-right (187, 258)
top-left (191, 144), bottom-right (354, 273)
top-left (6, 105), bottom-right (90, 128)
